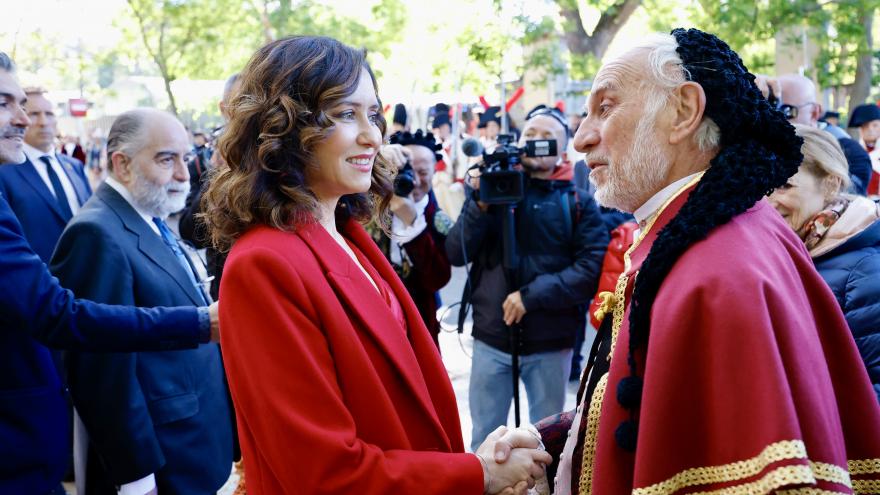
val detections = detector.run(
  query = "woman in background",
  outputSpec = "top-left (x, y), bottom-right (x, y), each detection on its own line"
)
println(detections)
top-left (203, 36), bottom-right (549, 494)
top-left (769, 124), bottom-right (880, 402)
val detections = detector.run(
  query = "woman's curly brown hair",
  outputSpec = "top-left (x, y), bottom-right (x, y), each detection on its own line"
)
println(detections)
top-left (203, 35), bottom-right (393, 252)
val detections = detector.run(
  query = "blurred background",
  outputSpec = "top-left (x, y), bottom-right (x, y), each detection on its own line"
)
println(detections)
top-left (5, 0), bottom-right (879, 142)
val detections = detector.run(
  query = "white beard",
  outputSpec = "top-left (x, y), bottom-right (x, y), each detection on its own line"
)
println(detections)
top-left (590, 101), bottom-right (671, 213)
top-left (130, 166), bottom-right (190, 219)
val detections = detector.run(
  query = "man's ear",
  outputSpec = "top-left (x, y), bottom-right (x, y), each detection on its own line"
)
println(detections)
top-left (811, 102), bottom-right (824, 125)
top-left (669, 81), bottom-right (707, 146)
top-left (109, 151), bottom-right (131, 183)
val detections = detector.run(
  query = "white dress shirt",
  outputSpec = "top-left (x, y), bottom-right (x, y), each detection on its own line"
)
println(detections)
top-left (23, 143), bottom-right (82, 215)
top-left (632, 172), bottom-right (704, 237)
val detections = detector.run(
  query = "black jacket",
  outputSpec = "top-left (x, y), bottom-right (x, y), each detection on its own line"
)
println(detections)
top-left (814, 218), bottom-right (880, 402)
top-left (446, 173), bottom-right (608, 354)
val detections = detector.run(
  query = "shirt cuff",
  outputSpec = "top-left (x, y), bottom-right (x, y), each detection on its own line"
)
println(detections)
top-left (118, 473), bottom-right (156, 495)
top-left (196, 306), bottom-right (211, 343)
top-left (391, 211), bottom-right (428, 245)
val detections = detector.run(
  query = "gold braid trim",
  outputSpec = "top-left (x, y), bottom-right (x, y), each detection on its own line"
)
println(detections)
top-left (685, 464), bottom-right (816, 495)
top-left (577, 372), bottom-right (608, 495)
top-left (776, 490), bottom-right (848, 495)
top-left (809, 461), bottom-right (851, 486)
top-left (631, 440), bottom-right (808, 495)
top-left (607, 273), bottom-right (629, 361)
top-left (853, 479), bottom-right (880, 493)
top-left (850, 458), bottom-right (880, 475)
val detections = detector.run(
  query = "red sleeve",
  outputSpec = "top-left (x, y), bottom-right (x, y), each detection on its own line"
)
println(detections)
top-left (220, 245), bottom-right (482, 494)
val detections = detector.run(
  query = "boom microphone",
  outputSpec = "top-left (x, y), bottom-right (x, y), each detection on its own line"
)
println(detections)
top-left (461, 138), bottom-right (484, 157)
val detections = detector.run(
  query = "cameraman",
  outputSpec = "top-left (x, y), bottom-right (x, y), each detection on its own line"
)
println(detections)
top-left (371, 130), bottom-right (453, 349)
top-left (446, 107), bottom-right (608, 451)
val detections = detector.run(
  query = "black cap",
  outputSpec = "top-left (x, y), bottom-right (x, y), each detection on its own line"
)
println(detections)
top-left (432, 103), bottom-right (451, 129)
top-left (478, 106), bottom-right (501, 129)
top-left (848, 103), bottom-right (880, 128)
top-left (389, 129), bottom-right (443, 162)
top-left (392, 103), bottom-right (408, 127)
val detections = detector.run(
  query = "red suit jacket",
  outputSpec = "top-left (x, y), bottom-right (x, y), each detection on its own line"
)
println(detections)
top-left (581, 178), bottom-right (880, 494)
top-left (219, 219), bottom-right (483, 494)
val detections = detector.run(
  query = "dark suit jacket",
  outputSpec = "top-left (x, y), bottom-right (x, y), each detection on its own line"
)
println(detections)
top-left (0, 192), bottom-right (206, 495)
top-left (50, 183), bottom-right (233, 495)
top-left (0, 154), bottom-right (92, 262)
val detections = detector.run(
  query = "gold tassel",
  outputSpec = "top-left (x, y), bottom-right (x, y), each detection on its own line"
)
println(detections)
top-left (593, 291), bottom-right (616, 325)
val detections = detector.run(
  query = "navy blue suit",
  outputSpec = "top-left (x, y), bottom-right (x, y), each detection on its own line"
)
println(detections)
top-left (50, 183), bottom-right (233, 494)
top-left (0, 154), bottom-right (92, 262)
top-left (0, 192), bottom-right (206, 495)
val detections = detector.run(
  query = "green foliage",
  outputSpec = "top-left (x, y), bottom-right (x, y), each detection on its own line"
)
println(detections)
top-left (691, 0), bottom-right (880, 88)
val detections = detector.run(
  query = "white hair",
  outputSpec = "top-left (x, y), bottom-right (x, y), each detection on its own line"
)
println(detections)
top-left (625, 33), bottom-right (721, 152)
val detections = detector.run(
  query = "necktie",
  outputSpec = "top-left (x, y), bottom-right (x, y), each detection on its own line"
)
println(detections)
top-left (152, 217), bottom-right (209, 305)
top-left (40, 155), bottom-right (73, 219)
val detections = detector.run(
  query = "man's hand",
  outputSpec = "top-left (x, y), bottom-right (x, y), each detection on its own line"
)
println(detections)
top-left (502, 291), bottom-right (527, 326)
top-left (753, 74), bottom-right (781, 101)
top-left (389, 194), bottom-right (418, 226)
top-left (476, 426), bottom-right (551, 495)
top-left (467, 170), bottom-right (490, 212)
top-left (380, 143), bottom-right (411, 170)
top-left (208, 301), bottom-right (220, 343)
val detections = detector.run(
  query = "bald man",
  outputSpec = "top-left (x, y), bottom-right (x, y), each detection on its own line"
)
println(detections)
top-left (769, 74), bottom-right (872, 195)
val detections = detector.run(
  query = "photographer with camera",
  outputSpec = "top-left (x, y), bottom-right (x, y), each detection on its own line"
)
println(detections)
top-left (370, 130), bottom-right (454, 349)
top-left (446, 107), bottom-right (607, 452)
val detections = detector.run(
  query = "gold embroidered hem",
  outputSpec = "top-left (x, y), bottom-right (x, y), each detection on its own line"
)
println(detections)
top-left (628, 438), bottom-right (875, 495)
top-left (850, 458), bottom-right (880, 475)
top-left (684, 464), bottom-right (816, 495)
top-left (577, 372), bottom-right (608, 495)
top-left (776, 490), bottom-right (849, 495)
top-left (853, 478), bottom-right (880, 493)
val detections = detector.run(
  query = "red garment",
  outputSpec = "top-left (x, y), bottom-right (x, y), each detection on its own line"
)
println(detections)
top-left (587, 222), bottom-right (638, 329)
top-left (548, 161), bottom-right (574, 181)
top-left (584, 182), bottom-right (880, 494)
top-left (868, 171), bottom-right (880, 196)
top-left (347, 239), bottom-right (407, 332)
top-left (219, 220), bottom-right (482, 494)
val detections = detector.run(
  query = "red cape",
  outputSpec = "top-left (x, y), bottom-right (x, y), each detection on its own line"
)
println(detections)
top-left (581, 178), bottom-right (880, 494)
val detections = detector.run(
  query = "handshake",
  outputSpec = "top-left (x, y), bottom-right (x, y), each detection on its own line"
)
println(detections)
top-left (475, 425), bottom-right (553, 495)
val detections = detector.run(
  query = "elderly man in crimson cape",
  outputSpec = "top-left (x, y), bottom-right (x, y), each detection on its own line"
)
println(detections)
top-left (510, 29), bottom-right (880, 494)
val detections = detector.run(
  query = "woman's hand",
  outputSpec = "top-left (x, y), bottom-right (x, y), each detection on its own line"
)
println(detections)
top-left (476, 426), bottom-right (552, 495)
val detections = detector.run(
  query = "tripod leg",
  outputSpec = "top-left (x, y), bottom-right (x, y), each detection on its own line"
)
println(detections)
top-left (511, 324), bottom-right (521, 427)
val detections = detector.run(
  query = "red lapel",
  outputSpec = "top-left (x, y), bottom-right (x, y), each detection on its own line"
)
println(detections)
top-left (297, 219), bottom-right (454, 450)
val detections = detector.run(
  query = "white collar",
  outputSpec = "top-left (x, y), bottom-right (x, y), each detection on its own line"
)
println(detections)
top-left (413, 192), bottom-right (430, 213)
top-left (23, 142), bottom-right (58, 164)
top-left (633, 172), bottom-right (703, 229)
top-left (104, 176), bottom-right (164, 234)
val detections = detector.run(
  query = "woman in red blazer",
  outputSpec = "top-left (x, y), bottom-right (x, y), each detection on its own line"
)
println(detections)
top-left (203, 36), bottom-right (550, 494)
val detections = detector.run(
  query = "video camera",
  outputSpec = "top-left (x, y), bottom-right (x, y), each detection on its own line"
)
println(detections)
top-left (394, 160), bottom-right (416, 197)
top-left (466, 134), bottom-right (558, 204)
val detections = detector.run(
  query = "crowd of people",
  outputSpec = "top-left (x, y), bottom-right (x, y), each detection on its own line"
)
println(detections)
top-left (0, 25), bottom-right (878, 495)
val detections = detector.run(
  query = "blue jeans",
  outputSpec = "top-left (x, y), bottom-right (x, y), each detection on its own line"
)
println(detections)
top-left (469, 339), bottom-right (573, 452)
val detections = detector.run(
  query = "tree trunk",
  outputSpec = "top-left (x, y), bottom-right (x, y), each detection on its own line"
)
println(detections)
top-left (559, 0), bottom-right (643, 59)
top-left (161, 71), bottom-right (179, 117)
top-left (847, 5), bottom-right (874, 117)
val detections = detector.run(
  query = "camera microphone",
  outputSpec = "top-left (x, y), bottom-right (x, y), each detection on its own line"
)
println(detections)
top-left (462, 138), bottom-right (484, 157)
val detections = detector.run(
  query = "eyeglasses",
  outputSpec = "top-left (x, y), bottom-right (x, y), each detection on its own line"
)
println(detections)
top-left (779, 102), bottom-right (817, 120)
